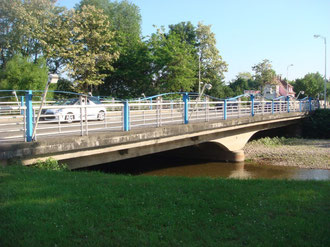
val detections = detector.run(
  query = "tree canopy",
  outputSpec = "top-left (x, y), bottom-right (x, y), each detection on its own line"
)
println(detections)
top-left (293, 73), bottom-right (324, 98)
top-left (0, 54), bottom-right (48, 90)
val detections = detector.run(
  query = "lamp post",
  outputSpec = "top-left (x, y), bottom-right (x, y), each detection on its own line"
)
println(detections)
top-left (286, 64), bottom-right (293, 96)
top-left (314, 34), bottom-right (327, 109)
top-left (189, 83), bottom-right (212, 120)
top-left (200, 83), bottom-right (212, 97)
top-left (198, 49), bottom-right (201, 95)
top-left (32, 74), bottom-right (59, 141)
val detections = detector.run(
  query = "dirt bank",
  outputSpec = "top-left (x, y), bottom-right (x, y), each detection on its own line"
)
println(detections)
top-left (244, 139), bottom-right (330, 170)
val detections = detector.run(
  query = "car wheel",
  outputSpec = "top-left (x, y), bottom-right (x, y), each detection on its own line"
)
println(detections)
top-left (65, 113), bottom-right (74, 123)
top-left (97, 111), bottom-right (105, 121)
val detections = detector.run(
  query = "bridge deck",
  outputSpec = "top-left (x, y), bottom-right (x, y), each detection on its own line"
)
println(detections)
top-left (0, 112), bottom-right (308, 168)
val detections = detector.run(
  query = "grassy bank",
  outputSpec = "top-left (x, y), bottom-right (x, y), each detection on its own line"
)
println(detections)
top-left (245, 137), bottom-right (330, 169)
top-left (1, 165), bottom-right (329, 246)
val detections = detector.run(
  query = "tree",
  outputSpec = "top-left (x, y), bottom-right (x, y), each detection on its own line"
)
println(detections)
top-left (0, 0), bottom-right (65, 68)
top-left (229, 72), bottom-right (260, 96)
top-left (77, 0), bottom-right (144, 97)
top-left (149, 29), bottom-right (197, 93)
top-left (252, 59), bottom-right (276, 92)
top-left (55, 78), bottom-right (74, 97)
top-left (237, 72), bottom-right (253, 80)
top-left (293, 72), bottom-right (324, 98)
top-left (78, 0), bottom-right (142, 48)
top-left (229, 77), bottom-right (249, 95)
top-left (99, 41), bottom-right (153, 98)
top-left (168, 21), bottom-right (197, 47)
top-left (196, 22), bottom-right (228, 94)
top-left (51, 5), bottom-right (119, 93)
top-left (0, 54), bottom-right (48, 90)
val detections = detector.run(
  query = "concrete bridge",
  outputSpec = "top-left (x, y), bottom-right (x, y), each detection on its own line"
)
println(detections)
top-left (0, 112), bottom-right (308, 169)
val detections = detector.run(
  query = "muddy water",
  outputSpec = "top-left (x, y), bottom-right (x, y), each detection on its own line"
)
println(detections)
top-left (142, 162), bottom-right (330, 180)
top-left (90, 155), bottom-right (330, 180)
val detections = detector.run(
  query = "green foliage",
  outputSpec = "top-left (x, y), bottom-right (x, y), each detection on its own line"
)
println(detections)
top-left (0, 0), bottom-right (65, 68)
top-left (0, 54), bottom-right (48, 90)
top-left (303, 109), bottom-right (330, 139)
top-left (99, 41), bottom-right (153, 98)
top-left (169, 21), bottom-right (197, 47)
top-left (293, 72), bottom-right (324, 98)
top-left (34, 158), bottom-right (68, 171)
top-left (196, 22), bottom-right (228, 92)
top-left (77, 0), bottom-right (143, 97)
top-left (251, 136), bottom-right (295, 146)
top-left (252, 59), bottom-right (276, 90)
top-left (60, 5), bottom-right (119, 92)
top-left (54, 78), bottom-right (75, 99)
top-left (149, 28), bottom-right (197, 93)
top-left (0, 165), bottom-right (329, 246)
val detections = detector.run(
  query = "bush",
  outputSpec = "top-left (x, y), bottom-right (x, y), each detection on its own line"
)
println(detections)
top-left (303, 109), bottom-right (330, 139)
top-left (34, 158), bottom-right (68, 171)
top-left (250, 137), bottom-right (298, 146)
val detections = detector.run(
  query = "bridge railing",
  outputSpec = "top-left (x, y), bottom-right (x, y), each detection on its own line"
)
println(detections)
top-left (0, 102), bottom-right (26, 142)
top-left (0, 92), bottom-right (318, 143)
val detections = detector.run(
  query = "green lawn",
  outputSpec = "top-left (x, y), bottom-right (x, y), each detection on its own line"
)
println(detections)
top-left (1, 165), bottom-right (329, 247)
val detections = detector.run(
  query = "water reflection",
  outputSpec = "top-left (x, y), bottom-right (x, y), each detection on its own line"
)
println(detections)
top-left (87, 155), bottom-right (330, 181)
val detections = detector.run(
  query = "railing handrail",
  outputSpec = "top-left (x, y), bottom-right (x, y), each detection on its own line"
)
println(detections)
top-left (0, 90), bottom-right (319, 143)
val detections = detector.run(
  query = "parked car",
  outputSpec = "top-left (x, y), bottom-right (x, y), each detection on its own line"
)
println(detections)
top-left (41, 97), bottom-right (106, 123)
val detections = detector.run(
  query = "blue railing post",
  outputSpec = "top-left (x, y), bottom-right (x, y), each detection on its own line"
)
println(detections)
top-left (287, 96), bottom-right (290, 113)
top-left (150, 99), bottom-right (153, 110)
top-left (299, 100), bottom-right (302, 112)
top-left (223, 99), bottom-right (227, 120)
top-left (271, 100), bottom-right (274, 114)
top-left (20, 96), bottom-right (24, 115)
top-left (317, 99), bottom-right (320, 109)
top-left (183, 93), bottom-right (189, 124)
top-left (123, 100), bottom-right (130, 131)
top-left (250, 94), bottom-right (255, 117)
top-left (25, 90), bottom-right (33, 142)
top-left (309, 97), bottom-right (312, 111)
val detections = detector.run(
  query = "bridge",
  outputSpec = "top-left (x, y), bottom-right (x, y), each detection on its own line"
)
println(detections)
top-left (0, 90), bottom-right (318, 168)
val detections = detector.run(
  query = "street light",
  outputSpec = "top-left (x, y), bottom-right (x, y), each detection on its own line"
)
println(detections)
top-left (32, 74), bottom-right (59, 141)
top-left (296, 91), bottom-right (304, 99)
top-left (286, 64), bottom-right (293, 96)
top-left (314, 34), bottom-right (327, 109)
top-left (189, 83), bottom-right (212, 120)
top-left (200, 83), bottom-right (212, 97)
top-left (12, 90), bottom-right (20, 107)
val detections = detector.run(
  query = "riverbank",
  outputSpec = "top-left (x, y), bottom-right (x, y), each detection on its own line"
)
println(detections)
top-left (1, 165), bottom-right (329, 246)
top-left (244, 138), bottom-right (330, 170)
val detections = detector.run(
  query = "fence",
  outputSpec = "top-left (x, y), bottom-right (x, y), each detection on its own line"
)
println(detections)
top-left (0, 91), bottom-right (319, 143)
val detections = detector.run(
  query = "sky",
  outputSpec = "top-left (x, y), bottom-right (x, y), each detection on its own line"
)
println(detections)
top-left (57, 0), bottom-right (330, 82)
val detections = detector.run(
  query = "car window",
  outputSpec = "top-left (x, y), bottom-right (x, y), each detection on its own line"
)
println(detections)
top-left (89, 97), bottom-right (102, 104)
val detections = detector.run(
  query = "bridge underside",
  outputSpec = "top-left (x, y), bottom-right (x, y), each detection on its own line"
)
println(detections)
top-left (0, 112), bottom-right (307, 169)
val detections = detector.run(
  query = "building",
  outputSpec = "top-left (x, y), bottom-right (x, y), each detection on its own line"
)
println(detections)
top-left (263, 76), bottom-right (295, 99)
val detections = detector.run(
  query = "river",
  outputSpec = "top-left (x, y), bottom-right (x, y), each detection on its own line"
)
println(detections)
top-left (87, 154), bottom-right (330, 180)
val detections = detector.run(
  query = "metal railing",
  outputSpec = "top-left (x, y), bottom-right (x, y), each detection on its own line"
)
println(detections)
top-left (0, 91), bottom-right (319, 143)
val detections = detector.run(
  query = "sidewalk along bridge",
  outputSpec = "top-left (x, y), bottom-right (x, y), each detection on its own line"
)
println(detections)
top-left (0, 90), bottom-right (319, 168)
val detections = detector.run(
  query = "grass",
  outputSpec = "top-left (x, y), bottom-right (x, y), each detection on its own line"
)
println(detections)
top-left (1, 165), bottom-right (329, 247)
top-left (249, 136), bottom-right (300, 146)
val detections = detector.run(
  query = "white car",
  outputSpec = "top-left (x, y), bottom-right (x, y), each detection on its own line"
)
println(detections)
top-left (41, 97), bottom-right (106, 123)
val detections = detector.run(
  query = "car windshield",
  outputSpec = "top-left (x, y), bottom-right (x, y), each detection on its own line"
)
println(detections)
top-left (62, 99), bottom-right (79, 105)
